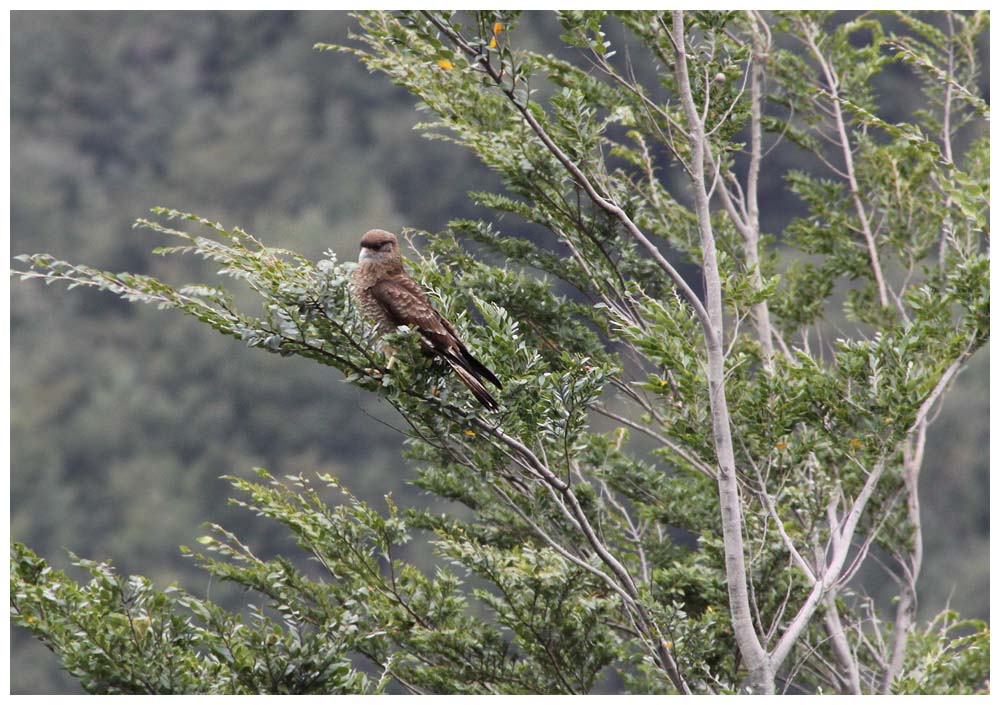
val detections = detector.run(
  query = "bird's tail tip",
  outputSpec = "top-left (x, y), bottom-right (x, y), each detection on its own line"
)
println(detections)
top-left (451, 363), bottom-right (501, 411)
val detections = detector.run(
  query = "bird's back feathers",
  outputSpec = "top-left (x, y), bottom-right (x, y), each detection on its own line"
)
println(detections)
top-left (353, 263), bottom-right (502, 410)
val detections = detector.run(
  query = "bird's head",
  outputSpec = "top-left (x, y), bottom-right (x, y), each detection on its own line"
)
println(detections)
top-left (358, 229), bottom-right (402, 268)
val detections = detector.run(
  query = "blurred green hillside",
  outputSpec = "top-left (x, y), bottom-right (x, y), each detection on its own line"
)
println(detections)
top-left (10, 11), bottom-right (988, 693)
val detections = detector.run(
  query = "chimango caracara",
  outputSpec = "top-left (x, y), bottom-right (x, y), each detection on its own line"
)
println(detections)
top-left (351, 229), bottom-right (502, 410)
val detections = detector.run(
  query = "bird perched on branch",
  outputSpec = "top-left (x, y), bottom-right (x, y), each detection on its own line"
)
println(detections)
top-left (351, 229), bottom-right (502, 410)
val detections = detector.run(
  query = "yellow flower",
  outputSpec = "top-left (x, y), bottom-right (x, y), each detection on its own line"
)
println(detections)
top-left (465, 430), bottom-right (476, 437)
top-left (436, 59), bottom-right (454, 71)
top-left (775, 441), bottom-right (788, 451)
top-left (489, 22), bottom-right (503, 48)
top-left (662, 640), bottom-right (673, 650)
top-left (849, 438), bottom-right (863, 448)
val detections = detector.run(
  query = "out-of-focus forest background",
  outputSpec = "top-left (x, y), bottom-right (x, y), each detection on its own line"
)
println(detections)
top-left (10, 11), bottom-right (988, 693)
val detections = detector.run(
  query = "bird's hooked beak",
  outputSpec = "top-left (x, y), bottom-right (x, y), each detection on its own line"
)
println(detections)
top-left (358, 248), bottom-right (370, 263)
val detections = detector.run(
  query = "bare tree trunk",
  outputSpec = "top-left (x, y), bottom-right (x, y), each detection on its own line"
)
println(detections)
top-left (799, 17), bottom-right (889, 311)
top-left (823, 594), bottom-right (862, 694)
top-left (672, 11), bottom-right (773, 694)
top-left (882, 418), bottom-right (927, 693)
top-left (744, 14), bottom-right (775, 367)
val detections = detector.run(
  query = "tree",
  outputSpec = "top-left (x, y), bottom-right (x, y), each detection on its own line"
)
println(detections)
top-left (11, 10), bottom-right (989, 694)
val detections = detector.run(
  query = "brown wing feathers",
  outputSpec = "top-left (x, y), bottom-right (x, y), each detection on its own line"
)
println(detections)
top-left (368, 274), bottom-right (502, 410)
